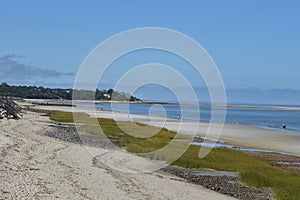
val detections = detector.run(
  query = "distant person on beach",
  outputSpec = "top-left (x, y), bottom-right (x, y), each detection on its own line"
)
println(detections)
top-left (282, 124), bottom-right (286, 132)
top-left (177, 114), bottom-right (181, 120)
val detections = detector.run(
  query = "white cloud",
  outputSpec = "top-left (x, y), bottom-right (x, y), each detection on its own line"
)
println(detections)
top-left (0, 54), bottom-right (74, 85)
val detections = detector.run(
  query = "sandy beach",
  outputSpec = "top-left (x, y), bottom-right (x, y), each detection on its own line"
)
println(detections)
top-left (2, 1), bottom-right (300, 199)
top-left (34, 105), bottom-right (300, 155)
top-left (0, 110), bottom-right (236, 199)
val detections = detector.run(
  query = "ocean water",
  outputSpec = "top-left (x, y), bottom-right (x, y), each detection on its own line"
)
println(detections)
top-left (78, 103), bottom-right (300, 133)
top-left (192, 136), bottom-right (300, 158)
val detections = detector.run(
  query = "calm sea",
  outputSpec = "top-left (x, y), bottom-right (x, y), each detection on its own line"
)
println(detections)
top-left (77, 103), bottom-right (300, 133)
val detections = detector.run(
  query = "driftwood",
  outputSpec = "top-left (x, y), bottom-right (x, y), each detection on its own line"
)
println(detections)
top-left (0, 97), bottom-right (22, 119)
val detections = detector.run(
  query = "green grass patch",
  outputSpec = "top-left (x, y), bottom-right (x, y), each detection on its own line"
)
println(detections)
top-left (48, 110), bottom-right (75, 122)
top-left (46, 110), bottom-right (300, 200)
top-left (47, 110), bottom-right (89, 123)
top-left (97, 118), bottom-right (177, 153)
top-left (122, 129), bottom-right (176, 153)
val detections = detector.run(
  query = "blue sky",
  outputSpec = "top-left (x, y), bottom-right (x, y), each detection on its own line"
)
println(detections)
top-left (0, 0), bottom-right (300, 91)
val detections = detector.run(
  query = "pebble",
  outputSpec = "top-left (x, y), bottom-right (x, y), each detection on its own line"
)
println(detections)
top-left (162, 167), bottom-right (273, 200)
top-left (44, 124), bottom-right (122, 150)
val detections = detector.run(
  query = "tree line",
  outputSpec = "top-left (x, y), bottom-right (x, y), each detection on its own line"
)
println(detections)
top-left (0, 83), bottom-right (141, 101)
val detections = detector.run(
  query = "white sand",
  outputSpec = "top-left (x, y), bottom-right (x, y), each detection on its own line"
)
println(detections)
top-left (0, 135), bottom-right (12, 148)
top-left (35, 105), bottom-right (300, 155)
top-left (0, 110), bottom-right (236, 199)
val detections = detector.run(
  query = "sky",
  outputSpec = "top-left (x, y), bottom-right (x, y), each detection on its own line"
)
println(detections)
top-left (1, 0), bottom-right (300, 95)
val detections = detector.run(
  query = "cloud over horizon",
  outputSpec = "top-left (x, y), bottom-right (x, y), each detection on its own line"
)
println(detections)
top-left (0, 54), bottom-right (74, 84)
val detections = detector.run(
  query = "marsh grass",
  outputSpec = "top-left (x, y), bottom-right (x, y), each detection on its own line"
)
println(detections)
top-left (173, 145), bottom-right (300, 199)
top-left (47, 110), bottom-right (300, 200)
top-left (97, 118), bottom-right (177, 153)
top-left (48, 110), bottom-right (89, 123)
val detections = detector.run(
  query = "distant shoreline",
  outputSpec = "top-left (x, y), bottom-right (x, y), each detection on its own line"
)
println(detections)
top-left (22, 98), bottom-right (300, 111)
top-left (20, 99), bottom-right (300, 133)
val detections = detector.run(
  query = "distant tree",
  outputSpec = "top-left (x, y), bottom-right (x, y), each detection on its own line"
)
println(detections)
top-left (0, 84), bottom-right (140, 101)
top-left (107, 89), bottom-right (113, 95)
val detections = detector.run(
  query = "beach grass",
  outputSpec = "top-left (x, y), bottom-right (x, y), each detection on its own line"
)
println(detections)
top-left (47, 110), bottom-right (88, 123)
top-left (98, 117), bottom-right (178, 153)
top-left (47, 110), bottom-right (300, 200)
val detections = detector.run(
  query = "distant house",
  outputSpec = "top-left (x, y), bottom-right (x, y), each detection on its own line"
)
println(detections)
top-left (51, 89), bottom-right (58, 93)
top-left (104, 94), bottom-right (111, 99)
